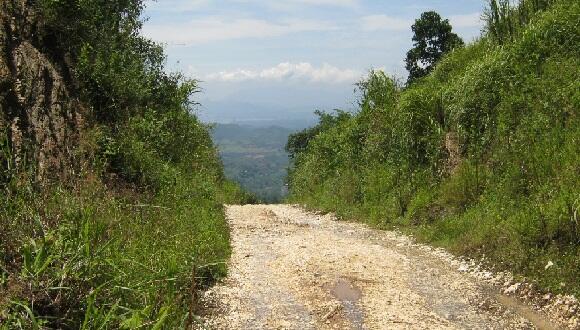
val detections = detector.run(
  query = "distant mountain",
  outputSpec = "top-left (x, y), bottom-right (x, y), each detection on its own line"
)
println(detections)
top-left (211, 123), bottom-right (295, 202)
top-left (196, 78), bottom-right (357, 129)
top-left (198, 100), bottom-right (317, 129)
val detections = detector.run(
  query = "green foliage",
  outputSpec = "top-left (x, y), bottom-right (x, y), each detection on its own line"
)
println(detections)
top-left (484, 0), bottom-right (558, 44)
top-left (288, 0), bottom-right (580, 296)
top-left (218, 180), bottom-right (260, 205)
top-left (0, 180), bottom-right (231, 329)
top-left (1, 0), bottom-right (250, 327)
top-left (286, 110), bottom-right (352, 160)
top-left (405, 11), bottom-right (464, 84)
top-left (38, 0), bottom-right (151, 121)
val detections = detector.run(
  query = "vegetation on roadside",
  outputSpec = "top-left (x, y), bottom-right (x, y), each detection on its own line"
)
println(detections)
top-left (287, 0), bottom-right (579, 296)
top-left (0, 0), bottom-right (252, 328)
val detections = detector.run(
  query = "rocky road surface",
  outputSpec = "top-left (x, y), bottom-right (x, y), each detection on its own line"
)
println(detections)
top-left (201, 204), bottom-right (565, 329)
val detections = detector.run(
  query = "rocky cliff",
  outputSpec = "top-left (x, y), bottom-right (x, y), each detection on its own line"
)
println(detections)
top-left (0, 0), bottom-right (85, 184)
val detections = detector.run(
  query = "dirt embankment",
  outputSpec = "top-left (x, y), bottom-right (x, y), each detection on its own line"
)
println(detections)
top-left (1, 0), bottom-right (85, 184)
top-left (201, 204), bottom-right (578, 330)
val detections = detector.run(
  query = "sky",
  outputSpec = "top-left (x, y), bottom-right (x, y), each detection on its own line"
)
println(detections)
top-left (142, 0), bottom-right (486, 125)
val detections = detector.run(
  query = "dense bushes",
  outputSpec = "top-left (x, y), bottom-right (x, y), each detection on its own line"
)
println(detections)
top-left (1, 178), bottom-right (232, 328)
top-left (288, 0), bottom-right (579, 295)
top-left (0, 0), bottom-right (251, 328)
top-left (485, 0), bottom-right (558, 44)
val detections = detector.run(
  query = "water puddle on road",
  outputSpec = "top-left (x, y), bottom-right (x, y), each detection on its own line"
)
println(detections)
top-left (329, 277), bottom-right (365, 329)
top-left (332, 278), bottom-right (362, 302)
top-left (494, 294), bottom-right (558, 330)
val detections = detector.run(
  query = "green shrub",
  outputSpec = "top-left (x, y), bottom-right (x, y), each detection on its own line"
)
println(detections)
top-left (0, 177), bottom-right (232, 329)
top-left (288, 0), bottom-right (580, 295)
top-left (1, 0), bottom-right (250, 327)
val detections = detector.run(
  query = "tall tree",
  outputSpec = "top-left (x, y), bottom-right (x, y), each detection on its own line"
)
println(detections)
top-left (405, 11), bottom-right (464, 84)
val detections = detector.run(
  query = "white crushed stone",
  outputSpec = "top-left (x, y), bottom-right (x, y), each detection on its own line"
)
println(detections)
top-left (199, 205), bottom-right (578, 330)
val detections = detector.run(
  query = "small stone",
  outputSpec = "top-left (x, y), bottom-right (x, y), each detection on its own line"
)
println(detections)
top-left (504, 283), bottom-right (521, 295)
top-left (543, 293), bottom-right (552, 300)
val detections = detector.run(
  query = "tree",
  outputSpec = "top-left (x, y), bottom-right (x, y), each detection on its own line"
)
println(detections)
top-left (285, 110), bottom-right (351, 159)
top-left (405, 11), bottom-right (464, 84)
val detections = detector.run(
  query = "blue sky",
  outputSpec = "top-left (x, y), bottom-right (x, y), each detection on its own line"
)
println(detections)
top-left (142, 0), bottom-right (486, 124)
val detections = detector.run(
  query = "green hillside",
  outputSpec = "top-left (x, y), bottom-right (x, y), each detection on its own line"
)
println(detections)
top-left (287, 0), bottom-right (579, 296)
top-left (0, 0), bottom-right (249, 328)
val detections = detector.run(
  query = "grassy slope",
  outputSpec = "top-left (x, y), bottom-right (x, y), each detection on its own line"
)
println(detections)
top-left (288, 0), bottom-right (579, 296)
top-left (0, 1), bottom-right (252, 329)
top-left (1, 176), bottom-right (236, 329)
top-left (0, 111), bottom-right (247, 327)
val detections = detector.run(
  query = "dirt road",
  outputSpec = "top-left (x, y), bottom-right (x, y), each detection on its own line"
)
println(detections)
top-left (201, 204), bottom-right (559, 329)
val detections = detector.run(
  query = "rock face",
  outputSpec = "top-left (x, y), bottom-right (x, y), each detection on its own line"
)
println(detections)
top-left (0, 0), bottom-right (85, 184)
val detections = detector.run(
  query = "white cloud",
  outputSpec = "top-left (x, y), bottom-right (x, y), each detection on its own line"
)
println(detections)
top-left (232, 0), bottom-right (359, 9)
top-left (143, 17), bottom-right (337, 45)
top-left (449, 13), bottom-right (483, 28)
top-left (360, 15), bottom-right (411, 31)
top-left (147, 0), bottom-right (359, 12)
top-left (145, 0), bottom-right (209, 12)
top-left (205, 62), bottom-right (362, 84)
top-left (286, 0), bottom-right (358, 7)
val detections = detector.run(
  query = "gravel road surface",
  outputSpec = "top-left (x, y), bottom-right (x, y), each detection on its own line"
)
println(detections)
top-left (201, 205), bottom-right (562, 329)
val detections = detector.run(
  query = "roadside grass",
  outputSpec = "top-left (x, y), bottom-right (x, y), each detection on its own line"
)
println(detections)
top-left (0, 116), bottom-right (255, 328)
top-left (1, 0), bottom-right (260, 327)
top-left (0, 172), bottom-right (242, 329)
top-left (287, 0), bottom-right (580, 297)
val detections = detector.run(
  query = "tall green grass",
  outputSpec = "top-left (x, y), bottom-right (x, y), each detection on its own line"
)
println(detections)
top-left (0, 85), bottom-right (252, 328)
top-left (485, 0), bottom-right (558, 43)
top-left (1, 0), bottom-right (255, 327)
top-left (288, 0), bottom-right (579, 296)
top-left (0, 174), bottom-right (237, 328)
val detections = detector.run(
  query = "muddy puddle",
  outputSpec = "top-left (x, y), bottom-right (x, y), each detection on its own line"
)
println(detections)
top-left (329, 277), bottom-right (365, 329)
top-left (494, 294), bottom-right (558, 330)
